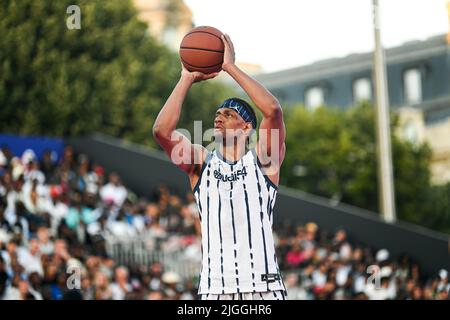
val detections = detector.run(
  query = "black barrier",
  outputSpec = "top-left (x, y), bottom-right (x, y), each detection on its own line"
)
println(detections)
top-left (66, 133), bottom-right (450, 276)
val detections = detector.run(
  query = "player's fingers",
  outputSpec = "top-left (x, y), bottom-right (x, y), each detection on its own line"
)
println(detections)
top-left (205, 72), bottom-right (219, 79)
top-left (221, 35), bottom-right (229, 49)
top-left (225, 34), bottom-right (234, 52)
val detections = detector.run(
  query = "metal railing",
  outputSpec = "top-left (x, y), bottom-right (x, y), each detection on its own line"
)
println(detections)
top-left (105, 233), bottom-right (201, 281)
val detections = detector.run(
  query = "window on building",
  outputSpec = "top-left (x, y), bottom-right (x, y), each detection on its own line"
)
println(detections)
top-left (402, 120), bottom-right (419, 145)
top-left (305, 87), bottom-right (324, 110)
top-left (403, 68), bottom-right (422, 105)
top-left (353, 78), bottom-right (372, 103)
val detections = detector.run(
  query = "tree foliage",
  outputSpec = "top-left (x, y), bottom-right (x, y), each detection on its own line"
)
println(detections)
top-left (0, 0), bottom-right (232, 146)
top-left (281, 102), bottom-right (448, 233)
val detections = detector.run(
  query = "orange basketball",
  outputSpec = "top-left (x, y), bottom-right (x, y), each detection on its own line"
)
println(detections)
top-left (179, 26), bottom-right (224, 74)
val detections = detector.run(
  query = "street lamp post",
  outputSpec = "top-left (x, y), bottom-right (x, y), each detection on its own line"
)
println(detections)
top-left (372, 0), bottom-right (397, 223)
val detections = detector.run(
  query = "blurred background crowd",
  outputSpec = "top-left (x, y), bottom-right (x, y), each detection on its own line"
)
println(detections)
top-left (0, 146), bottom-right (448, 300)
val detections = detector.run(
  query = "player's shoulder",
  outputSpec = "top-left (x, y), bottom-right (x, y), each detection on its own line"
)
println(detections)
top-left (188, 144), bottom-right (210, 177)
top-left (255, 142), bottom-right (286, 170)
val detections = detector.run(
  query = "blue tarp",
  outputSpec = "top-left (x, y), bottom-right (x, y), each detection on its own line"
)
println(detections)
top-left (0, 134), bottom-right (65, 162)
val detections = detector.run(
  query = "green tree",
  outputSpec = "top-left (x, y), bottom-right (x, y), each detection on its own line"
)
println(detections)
top-left (281, 102), bottom-right (442, 231)
top-left (0, 0), bottom-right (233, 146)
top-left (422, 183), bottom-right (450, 234)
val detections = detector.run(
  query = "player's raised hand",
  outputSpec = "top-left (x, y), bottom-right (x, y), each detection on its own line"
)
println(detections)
top-left (221, 34), bottom-right (236, 72)
top-left (181, 63), bottom-right (219, 83)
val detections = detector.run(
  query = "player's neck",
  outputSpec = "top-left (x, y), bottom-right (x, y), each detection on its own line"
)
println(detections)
top-left (217, 141), bottom-right (248, 163)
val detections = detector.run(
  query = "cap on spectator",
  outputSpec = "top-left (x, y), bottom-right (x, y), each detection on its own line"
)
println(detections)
top-left (162, 271), bottom-right (181, 284)
top-left (376, 249), bottom-right (389, 262)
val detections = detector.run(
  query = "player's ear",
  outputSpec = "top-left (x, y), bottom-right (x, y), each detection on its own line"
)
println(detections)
top-left (244, 122), bottom-right (253, 134)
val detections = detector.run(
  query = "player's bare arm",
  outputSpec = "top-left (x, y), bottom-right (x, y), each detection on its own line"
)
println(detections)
top-left (221, 34), bottom-right (286, 183)
top-left (152, 65), bottom-right (219, 187)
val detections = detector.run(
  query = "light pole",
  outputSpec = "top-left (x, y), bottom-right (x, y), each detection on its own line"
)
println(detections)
top-left (372, 0), bottom-right (396, 223)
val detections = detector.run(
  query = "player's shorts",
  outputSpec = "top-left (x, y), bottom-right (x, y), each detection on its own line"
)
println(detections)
top-left (200, 290), bottom-right (286, 300)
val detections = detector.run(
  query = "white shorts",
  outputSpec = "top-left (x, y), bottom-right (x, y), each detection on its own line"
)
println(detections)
top-left (200, 290), bottom-right (286, 300)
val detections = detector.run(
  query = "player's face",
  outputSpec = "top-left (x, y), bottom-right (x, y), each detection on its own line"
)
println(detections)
top-left (214, 108), bottom-right (249, 142)
top-left (214, 108), bottom-right (244, 130)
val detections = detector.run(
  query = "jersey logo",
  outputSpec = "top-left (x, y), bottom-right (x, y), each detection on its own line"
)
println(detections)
top-left (261, 273), bottom-right (281, 283)
top-left (214, 166), bottom-right (248, 182)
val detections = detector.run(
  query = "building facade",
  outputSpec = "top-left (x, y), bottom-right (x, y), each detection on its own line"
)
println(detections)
top-left (252, 32), bottom-right (450, 185)
top-left (133, 0), bottom-right (193, 51)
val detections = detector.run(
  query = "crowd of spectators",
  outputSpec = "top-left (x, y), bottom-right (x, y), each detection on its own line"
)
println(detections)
top-left (276, 223), bottom-right (449, 300)
top-left (0, 145), bottom-right (448, 300)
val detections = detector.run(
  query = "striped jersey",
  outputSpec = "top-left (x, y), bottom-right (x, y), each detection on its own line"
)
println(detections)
top-left (192, 148), bottom-right (286, 295)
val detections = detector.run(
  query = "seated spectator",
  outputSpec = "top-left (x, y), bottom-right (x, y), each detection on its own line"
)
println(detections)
top-left (0, 144), bottom-right (447, 300)
top-left (17, 238), bottom-right (43, 276)
top-left (109, 266), bottom-right (132, 300)
top-left (285, 243), bottom-right (306, 269)
top-left (24, 160), bottom-right (45, 186)
top-left (93, 271), bottom-right (112, 300)
top-left (36, 226), bottom-right (54, 255)
top-left (99, 172), bottom-right (127, 208)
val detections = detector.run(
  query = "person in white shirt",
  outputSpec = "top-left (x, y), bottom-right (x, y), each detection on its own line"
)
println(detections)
top-left (24, 160), bottom-right (45, 186)
top-left (99, 172), bottom-right (127, 208)
top-left (17, 238), bottom-right (43, 277)
top-left (109, 266), bottom-right (132, 300)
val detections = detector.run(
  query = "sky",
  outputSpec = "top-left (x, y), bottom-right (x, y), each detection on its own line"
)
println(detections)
top-left (184, 0), bottom-right (449, 73)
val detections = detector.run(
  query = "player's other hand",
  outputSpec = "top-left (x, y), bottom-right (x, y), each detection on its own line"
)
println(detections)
top-left (181, 63), bottom-right (219, 83)
top-left (221, 34), bottom-right (236, 72)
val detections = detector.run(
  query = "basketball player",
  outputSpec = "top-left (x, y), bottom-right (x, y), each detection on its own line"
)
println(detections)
top-left (153, 34), bottom-right (287, 300)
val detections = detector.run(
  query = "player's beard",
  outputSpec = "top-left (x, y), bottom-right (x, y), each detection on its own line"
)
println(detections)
top-left (213, 129), bottom-right (248, 151)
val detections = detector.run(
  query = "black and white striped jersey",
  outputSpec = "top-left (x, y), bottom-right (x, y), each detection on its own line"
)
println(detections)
top-left (192, 148), bottom-right (286, 295)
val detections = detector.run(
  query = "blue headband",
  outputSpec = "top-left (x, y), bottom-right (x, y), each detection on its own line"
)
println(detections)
top-left (217, 98), bottom-right (257, 129)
